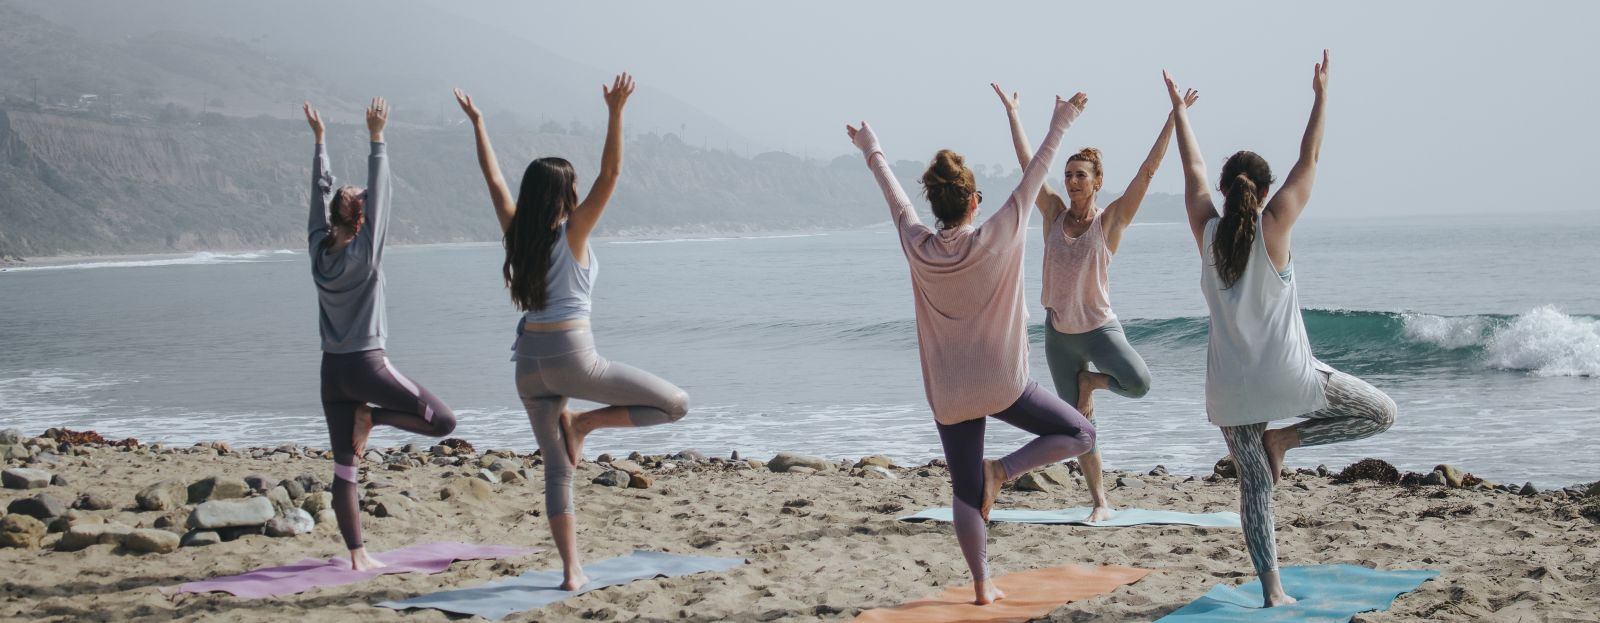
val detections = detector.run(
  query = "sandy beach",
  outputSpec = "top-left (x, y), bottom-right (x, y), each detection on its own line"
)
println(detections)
top-left (1, 428), bottom-right (1596, 622)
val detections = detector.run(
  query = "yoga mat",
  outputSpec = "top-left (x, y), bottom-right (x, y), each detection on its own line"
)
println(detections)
top-left (852, 564), bottom-right (1151, 623)
top-left (900, 506), bottom-right (1242, 528)
top-left (1154, 564), bottom-right (1439, 622)
top-left (164, 542), bottom-right (538, 598)
top-left (377, 549), bottom-right (745, 619)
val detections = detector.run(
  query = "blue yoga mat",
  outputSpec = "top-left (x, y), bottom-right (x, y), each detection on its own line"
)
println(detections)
top-left (899, 507), bottom-right (1242, 528)
top-left (1155, 564), bottom-right (1439, 622)
top-left (376, 550), bottom-right (745, 620)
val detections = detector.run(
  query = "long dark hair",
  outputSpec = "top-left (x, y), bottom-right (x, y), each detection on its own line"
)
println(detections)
top-left (1212, 151), bottom-right (1275, 289)
top-left (504, 157), bottom-right (578, 311)
top-left (920, 149), bottom-right (977, 230)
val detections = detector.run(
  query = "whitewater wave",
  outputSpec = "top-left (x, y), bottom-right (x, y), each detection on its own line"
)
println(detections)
top-left (0, 250), bottom-right (296, 273)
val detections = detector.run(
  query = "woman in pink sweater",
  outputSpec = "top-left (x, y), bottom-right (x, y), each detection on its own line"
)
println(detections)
top-left (845, 94), bottom-right (1095, 605)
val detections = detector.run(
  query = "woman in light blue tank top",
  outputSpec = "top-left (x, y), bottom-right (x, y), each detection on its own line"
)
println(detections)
top-left (1167, 53), bottom-right (1397, 608)
top-left (455, 75), bottom-right (690, 592)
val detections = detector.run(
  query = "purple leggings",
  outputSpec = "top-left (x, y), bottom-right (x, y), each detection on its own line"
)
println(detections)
top-left (936, 381), bottom-right (1095, 581)
top-left (321, 349), bottom-right (456, 550)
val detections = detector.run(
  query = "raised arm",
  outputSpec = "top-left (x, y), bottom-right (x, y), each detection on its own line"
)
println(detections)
top-left (847, 121), bottom-right (925, 242)
top-left (305, 102), bottom-right (334, 237)
top-left (1263, 49), bottom-right (1330, 243)
top-left (1164, 70), bottom-right (1215, 252)
top-left (566, 72), bottom-right (634, 249)
top-left (991, 83), bottom-right (1067, 223)
top-left (979, 93), bottom-right (1084, 242)
top-left (1103, 90), bottom-right (1199, 249)
top-left (362, 97), bottom-right (391, 259)
top-left (454, 88), bottom-right (515, 233)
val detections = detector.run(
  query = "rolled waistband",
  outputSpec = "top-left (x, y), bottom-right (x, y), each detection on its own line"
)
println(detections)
top-left (512, 325), bottom-right (595, 360)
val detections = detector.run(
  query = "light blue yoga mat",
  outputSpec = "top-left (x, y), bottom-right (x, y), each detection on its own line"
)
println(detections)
top-left (899, 507), bottom-right (1242, 528)
top-left (376, 549), bottom-right (745, 620)
top-left (1154, 564), bottom-right (1439, 622)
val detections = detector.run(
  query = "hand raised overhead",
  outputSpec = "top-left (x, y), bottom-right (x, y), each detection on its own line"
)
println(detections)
top-left (845, 121), bottom-right (877, 152)
top-left (1313, 49), bottom-right (1330, 96)
top-left (303, 101), bottom-right (324, 140)
top-left (1065, 92), bottom-right (1089, 111)
top-left (603, 72), bottom-right (635, 113)
top-left (452, 88), bottom-right (482, 123)
top-left (991, 83), bottom-right (1020, 112)
top-left (366, 97), bottom-right (388, 140)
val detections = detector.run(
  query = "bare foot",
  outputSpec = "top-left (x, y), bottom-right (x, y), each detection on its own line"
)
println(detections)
top-left (1263, 590), bottom-right (1298, 607)
top-left (559, 409), bottom-right (585, 467)
top-left (1086, 505), bottom-right (1114, 523)
top-left (980, 459), bottom-right (1006, 522)
top-left (1262, 427), bottom-right (1298, 485)
top-left (561, 568), bottom-right (590, 591)
top-left (350, 547), bottom-right (387, 572)
top-left (974, 578), bottom-right (1006, 605)
top-left (352, 404), bottom-right (374, 457)
top-left (1076, 370), bottom-right (1108, 418)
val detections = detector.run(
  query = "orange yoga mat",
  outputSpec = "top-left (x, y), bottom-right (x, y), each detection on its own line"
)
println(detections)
top-left (852, 564), bottom-right (1152, 623)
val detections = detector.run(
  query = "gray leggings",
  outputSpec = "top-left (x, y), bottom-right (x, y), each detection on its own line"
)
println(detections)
top-left (514, 328), bottom-right (689, 515)
top-left (1044, 318), bottom-right (1152, 450)
top-left (1220, 361), bottom-right (1396, 576)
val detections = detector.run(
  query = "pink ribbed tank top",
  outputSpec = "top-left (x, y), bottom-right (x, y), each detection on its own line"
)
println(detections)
top-left (1041, 209), bottom-right (1116, 334)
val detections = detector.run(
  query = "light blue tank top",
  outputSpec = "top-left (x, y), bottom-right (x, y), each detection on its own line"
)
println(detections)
top-left (522, 222), bottom-right (596, 323)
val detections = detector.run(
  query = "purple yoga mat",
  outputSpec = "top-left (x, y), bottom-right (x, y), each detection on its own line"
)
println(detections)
top-left (164, 542), bottom-right (539, 599)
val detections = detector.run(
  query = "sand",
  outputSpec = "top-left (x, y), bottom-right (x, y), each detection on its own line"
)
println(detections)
top-left (1, 434), bottom-right (1597, 622)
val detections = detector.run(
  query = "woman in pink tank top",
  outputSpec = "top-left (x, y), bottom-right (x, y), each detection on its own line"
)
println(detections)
top-left (990, 83), bottom-right (1197, 522)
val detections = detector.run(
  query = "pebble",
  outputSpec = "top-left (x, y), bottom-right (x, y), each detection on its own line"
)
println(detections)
top-left (294, 474), bottom-right (324, 495)
top-left (593, 470), bottom-right (627, 487)
top-left (439, 477), bottom-right (494, 502)
top-left (370, 494), bottom-right (415, 520)
top-left (314, 509), bottom-right (337, 527)
top-left (125, 528), bottom-right (180, 554)
top-left (0, 444), bottom-right (31, 461)
top-left (855, 455), bottom-right (896, 469)
top-left (181, 530), bottom-right (221, 547)
top-left (0, 429), bottom-right (22, 445)
top-left (265, 509), bottom-right (314, 537)
top-left (768, 453), bottom-right (831, 473)
top-left (859, 465), bottom-right (896, 480)
top-left (1148, 465), bottom-right (1169, 477)
top-left (243, 475), bottom-right (272, 492)
top-left (1213, 456), bottom-right (1237, 479)
top-left (7, 494), bottom-right (68, 520)
top-left (1423, 470), bottom-right (1448, 486)
top-left (136, 480), bottom-right (188, 511)
top-left (627, 473), bottom-right (655, 489)
top-left (281, 478), bottom-right (306, 499)
top-left (499, 470), bottom-right (523, 484)
top-left (49, 474), bottom-right (70, 486)
top-left (72, 493), bottom-right (114, 511)
top-left (786, 466), bottom-right (818, 476)
top-left (476, 469), bottom-right (500, 485)
top-left (1519, 482), bottom-right (1539, 496)
top-left (1015, 465), bottom-right (1073, 492)
top-left (265, 486), bottom-right (295, 514)
top-left (2, 468), bottom-right (52, 490)
top-left (188, 497), bottom-right (275, 530)
top-left (1116, 476), bottom-right (1146, 489)
top-left (1434, 464), bottom-right (1467, 488)
top-left (187, 476), bottom-right (250, 504)
top-left (674, 449), bottom-right (706, 462)
top-left (609, 459), bottom-right (645, 475)
top-left (300, 492), bottom-right (334, 515)
top-left (0, 514), bottom-right (47, 549)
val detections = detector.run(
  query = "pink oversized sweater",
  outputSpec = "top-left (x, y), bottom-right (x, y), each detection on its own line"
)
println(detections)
top-left (853, 99), bottom-right (1080, 424)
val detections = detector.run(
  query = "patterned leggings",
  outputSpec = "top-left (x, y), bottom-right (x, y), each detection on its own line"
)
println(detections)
top-left (1220, 361), bottom-right (1396, 576)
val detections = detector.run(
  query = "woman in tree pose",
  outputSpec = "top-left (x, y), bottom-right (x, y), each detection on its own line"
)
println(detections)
top-left (305, 98), bottom-right (458, 571)
top-left (989, 82), bottom-right (1197, 522)
top-left (455, 74), bottom-right (690, 591)
top-left (844, 94), bottom-right (1094, 605)
top-left (1167, 51), bottom-right (1395, 606)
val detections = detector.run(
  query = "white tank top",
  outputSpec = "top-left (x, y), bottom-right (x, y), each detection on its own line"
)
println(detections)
top-left (1201, 216), bottom-right (1326, 426)
top-left (1041, 210), bottom-right (1116, 334)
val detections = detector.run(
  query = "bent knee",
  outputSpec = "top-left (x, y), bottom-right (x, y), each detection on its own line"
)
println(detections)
top-left (1373, 393), bottom-right (1398, 432)
top-left (664, 389), bottom-right (690, 421)
top-left (430, 410), bottom-right (458, 437)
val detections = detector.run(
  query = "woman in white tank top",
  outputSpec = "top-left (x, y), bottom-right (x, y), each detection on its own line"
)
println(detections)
top-left (989, 83), bottom-right (1196, 522)
top-left (1167, 52), bottom-right (1397, 608)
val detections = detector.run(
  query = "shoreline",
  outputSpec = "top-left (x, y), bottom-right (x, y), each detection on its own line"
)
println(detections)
top-left (2, 425), bottom-right (1597, 621)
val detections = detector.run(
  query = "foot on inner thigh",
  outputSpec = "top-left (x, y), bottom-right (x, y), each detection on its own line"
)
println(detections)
top-left (1076, 370), bottom-right (1109, 418)
top-left (559, 409), bottom-right (586, 467)
top-left (1262, 427), bottom-right (1297, 485)
top-left (352, 404), bottom-right (374, 457)
top-left (974, 578), bottom-right (1006, 605)
top-left (980, 459), bottom-right (1006, 522)
top-left (350, 547), bottom-right (387, 571)
top-left (561, 566), bottom-right (590, 592)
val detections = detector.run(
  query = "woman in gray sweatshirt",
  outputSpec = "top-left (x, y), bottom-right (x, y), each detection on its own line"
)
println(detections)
top-left (305, 99), bottom-right (457, 571)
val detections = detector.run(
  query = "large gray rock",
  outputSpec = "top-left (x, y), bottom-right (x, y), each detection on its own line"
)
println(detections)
top-left (124, 528), bottom-right (180, 554)
top-left (593, 471), bottom-right (626, 487)
top-left (0, 429), bottom-right (22, 444)
top-left (1015, 465), bottom-right (1074, 492)
top-left (73, 493), bottom-right (114, 511)
top-left (56, 523), bottom-right (132, 551)
top-left (607, 459), bottom-right (645, 476)
top-left (768, 452), bottom-right (831, 473)
top-left (281, 478), bottom-right (306, 500)
top-left (265, 486), bottom-right (295, 515)
top-left (187, 476), bottom-right (250, 504)
top-left (181, 531), bottom-right (221, 547)
top-left (7, 494), bottom-right (68, 520)
top-left (0, 444), bottom-right (32, 461)
top-left (369, 494), bottom-right (415, 520)
top-left (136, 480), bottom-right (188, 511)
top-left (264, 509), bottom-right (314, 537)
top-left (2, 468), bottom-right (52, 490)
top-left (0, 514), bottom-right (46, 549)
top-left (187, 497), bottom-right (275, 530)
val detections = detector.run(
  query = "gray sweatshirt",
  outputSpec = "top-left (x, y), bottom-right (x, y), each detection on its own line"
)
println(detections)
top-left (308, 142), bottom-right (390, 353)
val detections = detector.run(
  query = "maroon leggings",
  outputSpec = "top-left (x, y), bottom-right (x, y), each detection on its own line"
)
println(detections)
top-left (321, 349), bottom-right (455, 550)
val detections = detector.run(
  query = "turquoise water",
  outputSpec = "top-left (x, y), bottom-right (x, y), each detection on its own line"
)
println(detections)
top-left (1, 213), bottom-right (1596, 486)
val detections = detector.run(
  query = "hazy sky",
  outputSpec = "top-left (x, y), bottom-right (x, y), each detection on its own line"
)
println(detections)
top-left (436, 1), bottom-right (1597, 217)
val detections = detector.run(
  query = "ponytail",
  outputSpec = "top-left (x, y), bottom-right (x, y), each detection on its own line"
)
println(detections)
top-left (1212, 151), bottom-right (1275, 290)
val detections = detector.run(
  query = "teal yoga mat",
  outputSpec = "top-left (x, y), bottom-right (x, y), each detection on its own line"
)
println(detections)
top-left (899, 506), bottom-right (1242, 528)
top-left (376, 550), bottom-right (744, 620)
top-left (1155, 564), bottom-right (1439, 622)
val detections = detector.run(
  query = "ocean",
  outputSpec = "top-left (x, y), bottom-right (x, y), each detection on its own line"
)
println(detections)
top-left (2, 212), bottom-right (1596, 487)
